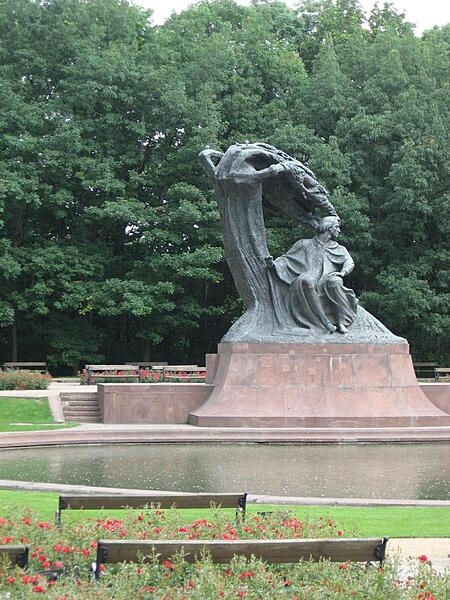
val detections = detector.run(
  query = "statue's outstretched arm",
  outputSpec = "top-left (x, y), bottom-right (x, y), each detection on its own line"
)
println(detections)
top-left (199, 149), bottom-right (224, 178)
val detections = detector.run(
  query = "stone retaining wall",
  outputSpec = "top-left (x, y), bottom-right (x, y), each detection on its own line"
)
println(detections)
top-left (98, 383), bottom-right (213, 424)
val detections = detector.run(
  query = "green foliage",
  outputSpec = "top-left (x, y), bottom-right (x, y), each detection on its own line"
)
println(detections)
top-left (0, 0), bottom-right (448, 366)
top-left (0, 502), bottom-right (449, 597)
top-left (0, 371), bottom-right (51, 390)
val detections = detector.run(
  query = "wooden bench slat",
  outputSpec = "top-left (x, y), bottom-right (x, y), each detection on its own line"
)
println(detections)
top-left (59, 493), bottom-right (246, 511)
top-left (435, 368), bottom-right (450, 382)
top-left (84, 365), bottom-right (140, 385)
top-left (151, 365), bottom-right (199, 370)
top-left (126, 362), bottom-right (168, 367)
top-left (3, 362), bottom-right (47, 372)
top-left (56, 493), bottom-right (247, 526)
top-left (95, 537), bottom-right (388, 574)
top-left (86, 365), bottom-right (139, 370)
top-left (0, 545), bottom-right (29, 568)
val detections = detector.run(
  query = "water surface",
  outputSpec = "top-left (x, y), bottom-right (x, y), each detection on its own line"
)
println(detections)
top-left (1, 443), bottom-right (449, 500)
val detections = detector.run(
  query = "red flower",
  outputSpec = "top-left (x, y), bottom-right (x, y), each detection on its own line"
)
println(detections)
top-left (418, 555), bottom-right (428, 562)
top-left (6, 576), bottom-right (16, 584)
top-left (37, 521), bottom-right (52, 529)
top-left (337, 530), bottom-right (343, 537)
top-left (2, 536), bottom-right (13, 543)
top-left (238, 570), bottom-right (254, 580)
top-left (32, 585), bottom-right (45, 593)
top-left (162, 559), bottom-right (173, 570)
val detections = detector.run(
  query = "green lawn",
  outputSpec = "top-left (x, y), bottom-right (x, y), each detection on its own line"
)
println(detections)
top-left (0, 396), bottom-right (78, 430)
top-left (0, 490), bottom-right (448, 537)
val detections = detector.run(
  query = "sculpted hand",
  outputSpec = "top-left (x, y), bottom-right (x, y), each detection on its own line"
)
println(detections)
top-left (329, 271), bottom-right (345, 278)
top-left (269, 163), bottom-right (285, 175)
top-left (265, 256), bottom-right (275, 269)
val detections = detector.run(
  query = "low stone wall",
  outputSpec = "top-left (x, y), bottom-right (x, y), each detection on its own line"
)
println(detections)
top-left (421, 383), bottom-right (450, 415)
top-left (96, 381), bottom-right (449, 425)
top-left (98, 383), bottom-right (213, 424)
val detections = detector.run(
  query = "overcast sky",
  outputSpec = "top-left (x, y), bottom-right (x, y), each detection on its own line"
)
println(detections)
top-left (136, 0), bottom-right (450, 34)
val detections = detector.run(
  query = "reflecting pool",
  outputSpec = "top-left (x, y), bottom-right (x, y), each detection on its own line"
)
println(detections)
top-left (1, 443), bottom-right (449, 500)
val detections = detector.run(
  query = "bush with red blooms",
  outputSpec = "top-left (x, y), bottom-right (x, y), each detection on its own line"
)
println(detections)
top-left (0, 507), bottom-right (448, 598)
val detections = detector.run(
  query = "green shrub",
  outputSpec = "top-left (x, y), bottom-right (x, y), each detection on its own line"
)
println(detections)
top-left (0, 370), bottom-right (51, 390)
top-left (0, 506), bottom-right (448, 598)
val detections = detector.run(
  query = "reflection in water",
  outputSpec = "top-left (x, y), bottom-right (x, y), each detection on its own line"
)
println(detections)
top-left (0, 443), bottom-right (449, 500)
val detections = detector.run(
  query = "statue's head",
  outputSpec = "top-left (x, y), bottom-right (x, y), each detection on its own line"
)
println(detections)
top-left (317, 216), bottom-right (341, 234)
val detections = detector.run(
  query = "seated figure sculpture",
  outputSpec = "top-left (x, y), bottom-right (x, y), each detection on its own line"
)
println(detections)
top-left (267, 216), bottom-right (358, 334)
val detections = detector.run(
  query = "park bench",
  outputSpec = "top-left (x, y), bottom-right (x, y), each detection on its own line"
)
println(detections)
top-left (151, 365), bottom-right (205, 382)
top-left (84, 365), bottom-right (140, 385)
top-left (92, 537), bottom-right (389, 580)
top-left (435, 367), bottom-right (450, 382)
top-left (126, 361), bottom-right (168, 369)
top-left (2, 362), bottom-right (48, 373)
top-left (0, 544), bottom-right (29, 568)
top-left (413, 362), bottom-right (437, 379)
top-left (55, 492), bottom-right (247, 526)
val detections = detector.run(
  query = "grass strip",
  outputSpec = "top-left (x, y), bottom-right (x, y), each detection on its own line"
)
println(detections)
top-left (0, 396), bottom-right (78, 430)
top-left (0, 397), bottom-right (52, 421)
top-left (0, 490), bottom-right (448, 537)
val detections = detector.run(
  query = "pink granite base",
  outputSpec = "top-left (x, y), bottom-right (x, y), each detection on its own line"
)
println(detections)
top-left (189, 343), bottom-right (450, 427)
top-left (98, 383), bottom-right (212, 424)
top-left (419, 383), bottom-right (450, 415)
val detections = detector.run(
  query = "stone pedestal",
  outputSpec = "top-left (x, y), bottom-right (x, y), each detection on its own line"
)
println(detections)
top-left (189, 342), bottom-right (450, 427)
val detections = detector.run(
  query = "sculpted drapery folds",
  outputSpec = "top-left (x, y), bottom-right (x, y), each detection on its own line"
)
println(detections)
top-left (267, 216), bottom-right (358, 335)
top-left (200, 143), bottom-right (397, 344)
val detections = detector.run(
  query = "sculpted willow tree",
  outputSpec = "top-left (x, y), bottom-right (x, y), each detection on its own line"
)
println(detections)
top-left (200, 143), bottom-right (398, 344)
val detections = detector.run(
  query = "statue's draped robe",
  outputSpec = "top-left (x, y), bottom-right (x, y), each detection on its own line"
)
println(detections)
top-left (269, 238), bottom-right (358, 334)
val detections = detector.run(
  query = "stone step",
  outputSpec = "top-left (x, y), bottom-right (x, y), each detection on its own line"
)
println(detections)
top-left (64, 409), bottom-right (101, 417)
top-left (64, 415), bottom-right (101, 423)
top-left (63, 400), bottom-right (99, 408)
top-left (60, 393), bottom-right (98, 401)
top-left (61, 391), bottom-right (101, 423)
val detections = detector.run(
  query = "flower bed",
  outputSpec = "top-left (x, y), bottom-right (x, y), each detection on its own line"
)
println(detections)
top-left (80, 369), bottom-right (207, 384)
top-left (0, 507), bottom-right (448, 598)
top-left (0, 370), bottom-right (52, 390)
top-left (140, 369), bottom-right (206, 384)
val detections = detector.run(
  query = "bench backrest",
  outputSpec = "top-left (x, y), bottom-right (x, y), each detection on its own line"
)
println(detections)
top-left (0, 545), bottom-right (29, 568)
top-left (56, 493), bottom-right (247, 526)
top-left (86, 365), bottom-right (139, 371)
top-left (3, 362), bottom-right (47, 371)
top-left (151, 365), bottom-right (199, 370)
top-left (126, 362), bottom-right (168, 367)
top-left (94, 537), bottom-right (388, 579)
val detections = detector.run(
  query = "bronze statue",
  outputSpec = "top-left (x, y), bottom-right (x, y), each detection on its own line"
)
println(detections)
top-left (200, 142), bottom-right (400, 344)
top-left (267, 216), bottom-right (357, 335)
